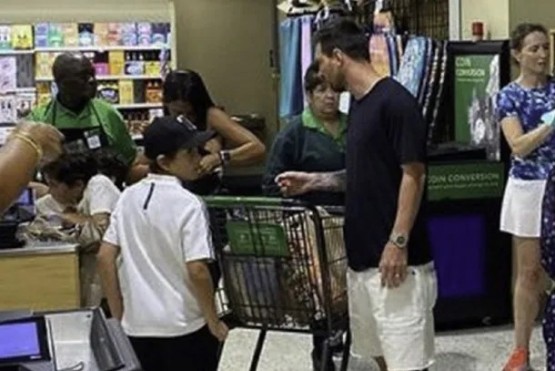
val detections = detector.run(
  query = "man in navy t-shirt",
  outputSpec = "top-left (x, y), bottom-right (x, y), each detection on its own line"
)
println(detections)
top-left (276, 19), bottom-right (436, 371)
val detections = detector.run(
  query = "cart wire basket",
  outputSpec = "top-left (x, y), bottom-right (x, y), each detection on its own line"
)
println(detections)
top-left (205, 196), bottom-right (351, 371)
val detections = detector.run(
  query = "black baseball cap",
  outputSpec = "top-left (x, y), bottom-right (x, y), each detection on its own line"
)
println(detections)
top-left (143, 116), bottom-right (215, 160)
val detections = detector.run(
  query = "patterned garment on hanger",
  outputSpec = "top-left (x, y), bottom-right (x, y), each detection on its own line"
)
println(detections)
top-left (369, 34), bottom-right (391, 77)
top-left (395, 36), bottom-right (428, 98)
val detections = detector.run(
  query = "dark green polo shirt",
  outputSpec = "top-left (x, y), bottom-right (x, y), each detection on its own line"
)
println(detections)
top-left (28, 98), bottom-right (137, 165)
top-left (263, 108), bottom-right (347, 206)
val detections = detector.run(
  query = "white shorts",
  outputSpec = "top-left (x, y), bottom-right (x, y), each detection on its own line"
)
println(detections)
top-left (347, 263), bottom-right (437, 371)
top-left (500, 178), bottom-right (547, 238)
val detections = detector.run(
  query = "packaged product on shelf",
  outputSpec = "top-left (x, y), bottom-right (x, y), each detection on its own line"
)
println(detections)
top-left (98, 82), bottom-right (120, 104)
top-left (48, 23), bottom-right (64, 48)
top-left (11, 25), bottom-right (33, 50)
top-left (109, 51), bottom-right (125, 75)
top-left (151, 23), bottom-right (167, 45)
top-left (0, 57), bottom-right (17, 92)
top-left (0, 26), bottom-right (12, 50)
top-left (77, 23), bottom-right (94, 47)
top-left (16, 54), bottom-right (34, 87)
top-left (0, 96), bottom-right (17, 122)
top-left (145, 80), bottom-right (162, 104)
top-left (145, 51), bottom-right (161, 76)
top-left (137, 22), bottom-right (153, 46)
top-left (93, 23), bottom-right (108, 46)
top-left (94, 51), bottom-right (110, 76)
top-left (61, 23), bottom-right (79, 47)
top-left (148, 108), bottom-right (164, 121)
top-left (121, 23), bottom-right (138, 46)
top-left (34, 23), bottom-right (49, 48)
top-left (134, 81), bottom-right (145, 104)
top-left (107, 23), bottom-right (121, 46)
top-left (119, 80), bottom-right (134, 104)
top-left (125, 53), bottom-right (144, 76)
top-left (15, 93), bottom-right (37, 118)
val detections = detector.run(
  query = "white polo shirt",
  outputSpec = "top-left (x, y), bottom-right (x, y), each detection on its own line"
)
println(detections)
top-left (103, 174), bottom-right (214, 337)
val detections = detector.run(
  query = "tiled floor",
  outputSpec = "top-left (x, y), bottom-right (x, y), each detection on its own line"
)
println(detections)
top-left (218, 325), bottom-right (546, 370)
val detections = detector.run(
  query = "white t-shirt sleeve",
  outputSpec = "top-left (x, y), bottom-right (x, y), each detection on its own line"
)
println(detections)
top-left (86, 175), bottom-right (121, 215)
top-left (103, 200), bottom-right (121, 246)
top-left (181, 199), bottom-right (214, 262)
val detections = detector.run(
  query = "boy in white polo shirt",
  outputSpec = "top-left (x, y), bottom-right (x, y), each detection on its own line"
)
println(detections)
top-left (97, 116), bottom-right (228, 371)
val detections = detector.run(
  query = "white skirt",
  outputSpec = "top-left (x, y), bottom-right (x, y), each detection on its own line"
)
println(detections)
top-left (500, 178), bottom-right (547, 238)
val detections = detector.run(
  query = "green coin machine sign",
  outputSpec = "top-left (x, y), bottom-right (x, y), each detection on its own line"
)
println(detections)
top-left (425, 41), bottom-right (513, 328)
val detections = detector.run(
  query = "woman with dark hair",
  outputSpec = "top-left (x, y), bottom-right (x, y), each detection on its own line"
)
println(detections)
top-left (163, 70), bottom-right (266, 194)
top-left (263, 62), bottom-right (346, 371)
top-left (497, 23), bottom-right (555, 371)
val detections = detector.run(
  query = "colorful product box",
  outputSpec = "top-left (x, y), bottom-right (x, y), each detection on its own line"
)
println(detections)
top-left (34, 23), bottom-right (49, 48)
top-left (137, 22), bottom-right (152, 46)
top-left (107, 23), bottom-right (121, 46)
top-left (94, 23), bottom-right (109, 47)
top-left (118, 80), bottom-right (134, 104)
top-left (61, 23), bottom-right (79, 47)
top-left (48, 23), bottom-right (64, 48)
top-left (109, 51), bottom-right (125, 75)
top-left (11, 25), bottom-right (33, 49)
top-left (0, 26), bottom-right (11, 50)
top-left (79, 23), bottom-right (94, 47)
top-left (120, 23), bottom-right (138, 46)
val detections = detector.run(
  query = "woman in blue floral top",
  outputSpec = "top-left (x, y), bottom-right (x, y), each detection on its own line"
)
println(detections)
top-left (497, 23), bottom-right (555, 371)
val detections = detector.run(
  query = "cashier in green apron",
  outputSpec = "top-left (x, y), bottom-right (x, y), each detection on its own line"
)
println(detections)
top-left (27, 53), bottom-right (144, 182)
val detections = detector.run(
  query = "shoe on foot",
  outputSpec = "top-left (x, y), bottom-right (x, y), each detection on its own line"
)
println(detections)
top-left (503, 348), bottom-right (529, 371)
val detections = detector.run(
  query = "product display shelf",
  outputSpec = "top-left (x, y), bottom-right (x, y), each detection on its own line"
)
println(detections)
top-left (35, 74), bottom-right (162, 82)
top-left (0, 87), bottom-right (36, 94)
top-left (35, 45), bottom-right (168, 53)
top-left (0, 49), bottom-right (34, 55)
top-left (113, 103), bottom-right (163, 110)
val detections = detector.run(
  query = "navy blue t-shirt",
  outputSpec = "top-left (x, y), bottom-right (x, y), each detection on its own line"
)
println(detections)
top-left (345, 78), bottom-right (432, 271)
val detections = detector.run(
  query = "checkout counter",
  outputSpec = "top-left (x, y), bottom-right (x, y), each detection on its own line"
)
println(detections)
top-left (0, 308), bottom-right (140, 371)
top-left (0, 242), bottom-right (80, 312)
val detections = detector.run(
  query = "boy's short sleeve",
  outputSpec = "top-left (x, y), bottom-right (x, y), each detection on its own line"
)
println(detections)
top-left (103, 201), bottom-right (121, 246)
top-left (181, 199), bottom-right (214, 262)
top-left (86, 175), bottom-right (121, 215)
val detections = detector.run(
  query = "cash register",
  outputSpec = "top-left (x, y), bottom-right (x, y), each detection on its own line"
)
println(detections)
top-left (0, 308), bottom-right (140, 371)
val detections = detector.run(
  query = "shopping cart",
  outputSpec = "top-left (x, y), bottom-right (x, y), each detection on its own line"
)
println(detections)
top-left (205, 196), bottom-right (351, 371)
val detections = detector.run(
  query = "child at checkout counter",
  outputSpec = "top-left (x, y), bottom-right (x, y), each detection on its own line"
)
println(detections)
top-left (33, 150), bottom-right (123, 307)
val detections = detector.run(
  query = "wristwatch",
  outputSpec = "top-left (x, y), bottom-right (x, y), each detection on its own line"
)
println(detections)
top-left (389, 233), bottom-right (408, 249)
top-left (218, 150), bottom-right (231, 166)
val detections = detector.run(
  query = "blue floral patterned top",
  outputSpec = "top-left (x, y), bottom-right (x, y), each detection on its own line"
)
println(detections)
top-left (542, 167), bottom-right (555, 279)
top-left (496, 80), bottom-right (555, 180)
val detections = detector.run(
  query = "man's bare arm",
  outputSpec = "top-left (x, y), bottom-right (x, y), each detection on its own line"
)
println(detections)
top-left (313, 170), bottom-right (347, 192)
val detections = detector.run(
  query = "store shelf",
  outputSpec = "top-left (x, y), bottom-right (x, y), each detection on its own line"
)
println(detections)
top-left (0, 87), bottom-right (37, 94)
top-left (131, 134), bottom-right (144, 141)
top-left (0, 49), bottom-right (34, 55)
top-left (35, 45), bottom-right (168, 53)
top-left (114, 103), bottom-right (163, 109)
top-left (35, 75), bottom-right (162, 82)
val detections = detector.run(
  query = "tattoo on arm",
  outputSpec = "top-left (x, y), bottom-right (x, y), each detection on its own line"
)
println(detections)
top-left (318, 170), bottom-right (346, 193)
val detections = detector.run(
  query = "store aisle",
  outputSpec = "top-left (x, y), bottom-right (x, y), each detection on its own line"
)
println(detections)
top-left (218, 325), bottom-right (546, 370)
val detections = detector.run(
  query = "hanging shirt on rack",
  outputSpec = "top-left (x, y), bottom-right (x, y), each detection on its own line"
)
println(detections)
top-left (280, 17), bottom-right (304, 119)
top-left (27, 98), bottom-right (137, 165)
top-left (301, 15), bottom-right (314, 99)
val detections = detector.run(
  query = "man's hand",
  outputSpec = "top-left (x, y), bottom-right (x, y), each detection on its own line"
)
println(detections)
top-left (15, 121), bottom-right (63, 164)
top-left (208, 319), bottom-right (229, 342)
top-left (379, 242), bottom-right (408, 288)
top-left (275, 171), bottom-right (317, 197)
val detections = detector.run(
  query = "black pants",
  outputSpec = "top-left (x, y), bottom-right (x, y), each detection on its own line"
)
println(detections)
top-left (129, 326), bottom-right (220, 371)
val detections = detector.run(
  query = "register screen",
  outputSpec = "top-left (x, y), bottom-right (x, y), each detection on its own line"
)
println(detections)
top-left (0, 322), bottom-right (41, 359)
